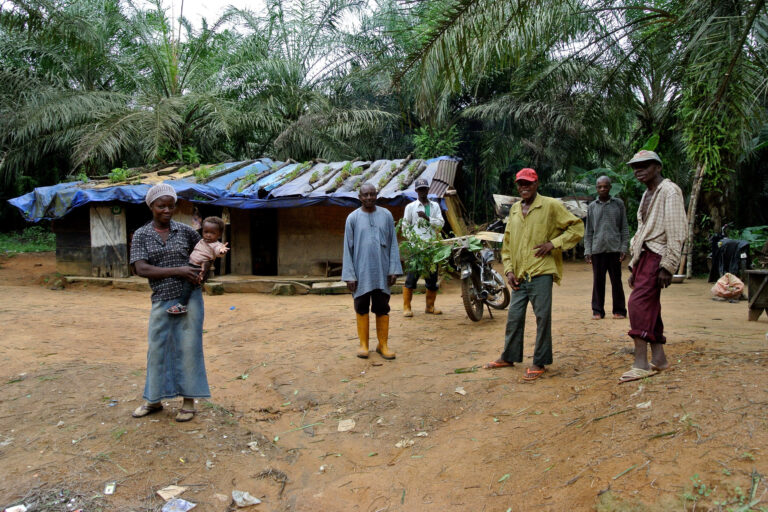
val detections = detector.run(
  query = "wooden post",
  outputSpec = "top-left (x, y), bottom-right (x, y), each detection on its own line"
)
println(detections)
top-left (230, 208), bottom-right (252, 275)
top-left (685, 163), bottom-right (704, 278)
top-left (443, 192), bottom-right (469, 237)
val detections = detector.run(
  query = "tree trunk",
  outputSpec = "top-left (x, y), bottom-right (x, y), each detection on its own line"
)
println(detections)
top-left (685, 163), bottom-right (704, 278)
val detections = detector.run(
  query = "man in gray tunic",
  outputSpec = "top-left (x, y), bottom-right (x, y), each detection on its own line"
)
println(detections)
top-left (342, 183), bottom-right (403, 359)
top-left (584, 176), bottom-right (630, 319)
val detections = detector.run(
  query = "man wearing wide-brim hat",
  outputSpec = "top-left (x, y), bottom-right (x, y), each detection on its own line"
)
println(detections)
top-left (401, 178), bottom-right (446, 317)
top-left (619, 150), bottom-right (687, 383)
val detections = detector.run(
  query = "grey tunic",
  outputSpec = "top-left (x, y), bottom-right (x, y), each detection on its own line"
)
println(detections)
top-left (584, 196), bottom-right (629, 256)
top-left (342, 207), bottom-right (403, 298)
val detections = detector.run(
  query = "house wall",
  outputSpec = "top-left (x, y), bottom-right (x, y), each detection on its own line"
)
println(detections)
top-left (276, 205), bottom-right (405, 276)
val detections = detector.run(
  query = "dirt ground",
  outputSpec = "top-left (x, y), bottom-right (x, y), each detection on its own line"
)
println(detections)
top-left (0, 252), bottom-right (766, 512)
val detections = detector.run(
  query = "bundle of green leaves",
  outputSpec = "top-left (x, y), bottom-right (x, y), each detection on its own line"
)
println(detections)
top-left (397, 219), bottom-right (452, 279)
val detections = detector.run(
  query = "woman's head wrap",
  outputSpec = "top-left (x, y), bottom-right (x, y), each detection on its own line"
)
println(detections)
top-left (145, 183), bottom-right (177, 207)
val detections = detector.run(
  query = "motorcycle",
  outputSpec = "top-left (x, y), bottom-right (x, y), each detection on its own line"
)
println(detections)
top-left (707, 222), bottom-right (750, 282)
top-left (450, 235), bottom-right (511, 321)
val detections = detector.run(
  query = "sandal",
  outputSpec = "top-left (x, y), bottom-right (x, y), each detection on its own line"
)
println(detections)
top-left (132, 403), bottom-right (163, 418)
top-left (175, 409), bottom-right (196, 422)
top-left (482, 360), bottom-right (514, 369)
top-left (522, 367), bottom-right (546, 381)
top-left (167, 304), bottom-right (187, 315)
top-left (618, 367), bottom-right (658, 384)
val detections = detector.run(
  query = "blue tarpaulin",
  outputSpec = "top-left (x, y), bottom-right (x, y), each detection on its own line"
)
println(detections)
top-left (9, 156), bottom-right (458, 222)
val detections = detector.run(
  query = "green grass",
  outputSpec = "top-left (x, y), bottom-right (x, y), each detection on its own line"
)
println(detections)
top-left (0, 226), bottom-right (55, 253)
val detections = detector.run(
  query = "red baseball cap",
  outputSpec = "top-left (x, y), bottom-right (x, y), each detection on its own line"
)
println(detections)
top-left (515, 168), bottom-right (538, 182)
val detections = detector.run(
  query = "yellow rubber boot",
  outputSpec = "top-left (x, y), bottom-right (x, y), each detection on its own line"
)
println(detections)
top-left (425, 289), bottom-right (442, 315)
top-left (375, 314), bottom-right (396, 359)
top-left (356, 313), bottom-right (369, 358)
top-left (402, 287), bottom-right (414, 317)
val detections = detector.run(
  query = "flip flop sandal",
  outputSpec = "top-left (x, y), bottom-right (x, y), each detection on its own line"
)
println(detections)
top-left (175, 409), bottom-right (196, 422)
top-left (482, 360), bottom-right (514, 369)
top-left (132, 403), bottom-right (163, 418)
top-left (618, 367), bottom-right (658, 384)
top-left (522, 368), bottom-right (546, 381)
top-left (167, 304), bottom-right (187, 315)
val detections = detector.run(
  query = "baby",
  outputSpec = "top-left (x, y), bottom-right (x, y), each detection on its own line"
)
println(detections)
top-left (167, 216), bottom-right (229, 315)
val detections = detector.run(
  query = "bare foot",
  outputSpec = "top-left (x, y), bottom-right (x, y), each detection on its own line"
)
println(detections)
top-left (649, 343), bottom-right (669, 371)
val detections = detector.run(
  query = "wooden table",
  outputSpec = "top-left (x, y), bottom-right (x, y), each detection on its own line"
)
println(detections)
top-left (747, 270), bottom-right (768, 321)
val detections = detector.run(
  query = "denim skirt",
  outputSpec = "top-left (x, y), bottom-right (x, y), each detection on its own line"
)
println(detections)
top-left (143, 288), bottom-right (211, 402)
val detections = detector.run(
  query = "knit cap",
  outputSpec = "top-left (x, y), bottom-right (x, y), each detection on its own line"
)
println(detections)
top-left (145, 183), bottom-right (177, 206)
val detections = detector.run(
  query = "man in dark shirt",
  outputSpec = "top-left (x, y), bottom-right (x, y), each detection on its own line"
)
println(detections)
top-left (584, 176), bottom-right (629, 319)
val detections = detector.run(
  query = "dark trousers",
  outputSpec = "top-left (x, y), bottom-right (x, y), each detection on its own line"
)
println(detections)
top-left (500, 274), bottom-right (553, 367)
top-left (353, 289), bottom-right (391, 316)
top-left (591, 252), bottom-right (626, 317)
top-left (176, 263), bottom-right (202, 306)
top-left (628, 250), bottom-right (666, 344)
top-left (405, 271), bottom-right (439, 291)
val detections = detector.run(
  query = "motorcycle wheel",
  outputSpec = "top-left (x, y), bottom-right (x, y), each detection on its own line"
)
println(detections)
top-left (486, 270), bottom-right (511, 310)
top-left (461, 277), bottom-right (484, 322)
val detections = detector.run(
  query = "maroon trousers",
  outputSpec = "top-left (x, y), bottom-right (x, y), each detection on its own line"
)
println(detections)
top-left (627, 250), bottom-right (666, 344)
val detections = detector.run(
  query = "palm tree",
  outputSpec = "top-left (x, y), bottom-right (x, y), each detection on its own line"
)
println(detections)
top-left (218, 0), bottom-right (396, 161)
top-left (395, 0), bottom-right (768, 273)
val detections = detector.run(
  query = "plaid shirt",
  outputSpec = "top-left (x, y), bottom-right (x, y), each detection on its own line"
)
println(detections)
top-left (130, 220), bottom-right (201, 302)
top-left (629, 179), bottom-right (688, 275)
top-left (584, 196), bottom-right (629, 256)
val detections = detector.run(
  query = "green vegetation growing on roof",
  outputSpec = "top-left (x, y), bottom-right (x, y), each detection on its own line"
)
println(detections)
top-left (400, 161), bottom-right (422, 190)
top-left (326, 161), bottom-right (354, 192)
top-left (108, 167), bottom-right (134, 183)
top-left (309, 165), bottom-right (332, 185)
top-left (282, 161), bottom-right (313, 183)
top-left (378, 162), bottom-right (399, 190)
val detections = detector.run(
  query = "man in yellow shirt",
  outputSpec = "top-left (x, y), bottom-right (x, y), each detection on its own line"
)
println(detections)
top-left (483, 168), bottom-right (584, 380)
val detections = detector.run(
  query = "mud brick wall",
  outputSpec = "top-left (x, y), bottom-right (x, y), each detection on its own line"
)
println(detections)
top-left (277, 205), bottom-right (405, 276)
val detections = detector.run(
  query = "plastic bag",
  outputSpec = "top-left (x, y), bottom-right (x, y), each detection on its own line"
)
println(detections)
top-left (711, 272), bottom-right (744, 299)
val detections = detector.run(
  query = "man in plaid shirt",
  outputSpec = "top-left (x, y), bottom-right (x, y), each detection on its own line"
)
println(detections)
top-left (620, 150), bottom-right (687, 383)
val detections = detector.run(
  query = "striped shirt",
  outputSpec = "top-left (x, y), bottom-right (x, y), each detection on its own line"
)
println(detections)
top-left (584, 196), bottom-right (629, 256)
top-left (629, 179), bottom-right (688, 275)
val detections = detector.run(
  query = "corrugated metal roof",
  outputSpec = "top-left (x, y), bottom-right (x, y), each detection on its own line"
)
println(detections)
top-left (9, 156), bottom-right (461, 222)
top-left (429, 159), bottom-right (460, 196)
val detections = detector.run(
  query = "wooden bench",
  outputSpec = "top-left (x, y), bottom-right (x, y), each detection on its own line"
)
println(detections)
top-left (747, 270), bottom-right (768, 321)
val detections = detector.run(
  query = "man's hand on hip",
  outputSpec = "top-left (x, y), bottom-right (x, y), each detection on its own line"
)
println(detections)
top-left (533, 241), bottom-right (555, 257)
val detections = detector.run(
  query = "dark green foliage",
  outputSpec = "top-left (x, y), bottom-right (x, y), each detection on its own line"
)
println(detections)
top-left (413, 126), bottom-right (460, 159)
top-left (0, 226), bottom-right (56, 253)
